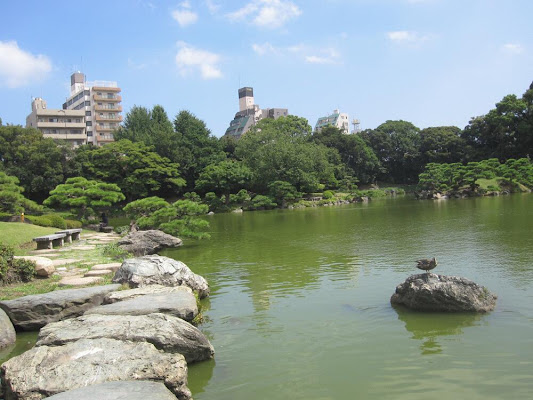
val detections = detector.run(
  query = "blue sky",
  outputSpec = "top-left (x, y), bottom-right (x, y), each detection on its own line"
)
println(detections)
top-left (1, 0), bottom-right (531, 136)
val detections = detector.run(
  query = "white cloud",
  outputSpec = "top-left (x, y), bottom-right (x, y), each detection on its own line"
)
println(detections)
top-left (502, 43), bottom-right (524, 54)
top-left (175, 42), bottom-right (223, 79)
top-left (253, 42), bottom-right (341, 65)
top-left (227, 0), bottom-right (301, 29)
top-left (205, 0), bottom-right (221, 14)
top-left (172, 2), bottom-right (198, 27)
top-left (386, 30), bottom-right (430, 45)
top-left (0, 41), bottom-right (52, 88)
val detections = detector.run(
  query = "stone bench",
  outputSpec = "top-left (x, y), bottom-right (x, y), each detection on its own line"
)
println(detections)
top-left (33, 233), bottom-right (67, 250)
top-left (55, 228), bottom-right (82, 243)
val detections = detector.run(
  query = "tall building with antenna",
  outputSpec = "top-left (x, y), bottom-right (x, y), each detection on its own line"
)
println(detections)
top-left (63, 72), bottom-right (122, 146)
top-left (225, 87), bottom-right (288, 138)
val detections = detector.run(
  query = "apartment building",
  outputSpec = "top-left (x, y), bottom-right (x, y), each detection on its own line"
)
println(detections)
top-left (225, 87), bottom-right (288, 138)
top-left (315, 109), bottom-right (350, 134)
top-left (63, 72), bottom-right (122, 146)
top-left (26, 98), bottom-right (86, 146)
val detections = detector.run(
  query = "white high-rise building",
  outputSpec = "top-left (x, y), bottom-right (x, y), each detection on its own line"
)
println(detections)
top-left (315, 109), bottom-right (350, 134)
top-left (63, 72), bottom-right (122, 146)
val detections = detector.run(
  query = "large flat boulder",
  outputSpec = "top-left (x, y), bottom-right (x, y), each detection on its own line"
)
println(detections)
top-left (45, 381), bottom-right (177, 400)
top-left (0, 308), bottom-right (16, 349)
top-left (113, 255), bottom-right (209, 298)
top-left (391, 273), bottom-right (497, 312)
top-left (13, 256), bottom-right (54, 277)
top-left (117, 230), bottom-right (182, 256)
top-left (0, 338), bottom-right (191, 400)
top-left (85, 291), bottom-right (198, 322)
top-left (37, 313), bottom-right (214, 363)
top-left (103, 284), bottom-right (192, 304)
top-left (0, 284), bottom-right (121, 331)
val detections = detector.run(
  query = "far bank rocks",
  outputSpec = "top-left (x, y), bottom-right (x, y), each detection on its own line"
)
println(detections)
top-left (391, 273), bottom-right (497, 312)
top-left (113, 255), bottom-right (210, 299)
top-left (117, 230), bottom-right (182, 256)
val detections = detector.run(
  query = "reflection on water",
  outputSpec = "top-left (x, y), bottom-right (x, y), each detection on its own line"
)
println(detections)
top-left (393, 306), bottom-right (483, 355)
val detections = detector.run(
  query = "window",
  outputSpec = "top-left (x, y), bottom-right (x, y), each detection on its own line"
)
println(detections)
top-left (85, 111), bottom-right (91, 116)
top-left (87, 131), bottom-right (93, 136)
top-left (86, 121), bottom-right (92, 126)
top-left (106, 93), bottom-right (114, 99)
top-left (97, 92), bottom-right (102, 96)
top-left (49, 118), bottom-right (58, 123)
top-left (75, 118), bottom-right (81, 123)
top-left (85, 101), bottom-right (91, 106)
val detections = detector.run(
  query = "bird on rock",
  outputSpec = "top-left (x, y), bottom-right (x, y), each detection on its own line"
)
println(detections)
top-left (416, 257), bottom-right (437, 274)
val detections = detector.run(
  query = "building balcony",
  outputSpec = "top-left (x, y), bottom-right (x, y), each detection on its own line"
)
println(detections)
top-left (95, 125), bottom-right (117, 132)
top-left (92, 86), bottom-right (121, 93)
top-left (97, 134), bottom-right (115, 143)
top-left (94, 105), bottom-right (122, 112)
top-left (37, 122), bottom-right (86, 129)
top-left (94, 114), bottom-right (123, 122)
top-left (93, 94), bottom-right (122, 102)
top-left (42, 132), bottom-right (87, 140)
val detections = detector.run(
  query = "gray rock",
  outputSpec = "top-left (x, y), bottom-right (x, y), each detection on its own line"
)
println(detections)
top-left (45, 381), bottom-right (177, 400)
top-left (44, 381), bottom-right (176, 400)
top-left (85, 292), bottom-right (198, 322)
top-left (0, 308), bottom-right (16, 349)
top-left (391, 273), bottom-right (497, 312)
top-left (0, 338), bottom-right (191, 400)
top-left (103, 284), bottom-right (192, 304)
top-left (113, 255), bottom-right (209, 298)
top-left (0, 284), bottom-right (121, 331)
top-left (117, 230), bottom-right (182, 256)
top-left (37, 313), bottom-right (214, 363)
top-left (13, 256), bottom-right (55, 277)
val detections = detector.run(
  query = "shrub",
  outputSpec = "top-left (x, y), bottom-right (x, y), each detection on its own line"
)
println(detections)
top-left (65, 219), bottom-right (82, 229)
top-left (11, 258), bottom-right (36, 282)
top-left (322, 190), bottom-right (334, 200)
top-left (28, 214), bottom-right (67, 229)
top-left (245, 195), bottom-right (277, 210)
top-left (114, 225), bottom-right (130, 235)
top-left (101, 243), bottom-right (131, 261)
top-left (0, 243), bottom-right (36, 284)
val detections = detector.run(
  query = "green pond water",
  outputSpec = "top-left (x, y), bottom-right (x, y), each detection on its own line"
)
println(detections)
top-left (2, 195), bottom-right (532, 399)
top-left (169, 194), bottom-right (533, 400)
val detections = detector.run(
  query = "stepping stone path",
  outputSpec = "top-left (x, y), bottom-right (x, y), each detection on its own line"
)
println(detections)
top-left (61, 245), bottom-right (96, 251)
top-left (59, 276), bottom-right (104, 287)
top-left (91, 262), bottom-right (122, 271)
top-left (84, 269), bottom-right (113, 277)
top-left (52, 258), bottom-right (81, 267)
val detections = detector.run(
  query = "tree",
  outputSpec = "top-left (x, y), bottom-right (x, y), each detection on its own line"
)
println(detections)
top-left (195, 160), bottom-right (253, 205)
top-left (268, 181), bottom-right (301, 208)
top-left (236, 116), bottom-right (336, 192)
top-left (419, 126), bottom-right (465, 165)
top-left (136, 199), bottom-right (210, 239)
top-left (44, 177), bottom-right (125, 219)
top-left (76, 139), bottom-right (185, 201)
top-left (0, 125), bottom-right (80, 202)
top-left (123, 196), bottom-right (169, 220)
top-left (0, 172), bottom-right (42, 214)
top-left (173, 110), bottom-right (225, 190)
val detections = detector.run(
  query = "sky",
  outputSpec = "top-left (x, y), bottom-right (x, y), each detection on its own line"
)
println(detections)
top-left (0, 0), bottom-right (532, 137)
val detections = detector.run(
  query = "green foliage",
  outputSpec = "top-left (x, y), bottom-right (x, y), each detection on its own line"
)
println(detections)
top-left (76, 140), bottom-right (185, 201)
top-left (195, 160), bottom-right (252, 204)
top-left (44, 177), bottom-right (126, 219)
top-left (322, 190), bottom-right (334, 200)
top-left (114, 225), bottom-right (130, 235)
top-left (0, 171), bottom-right (42, 214)
top-left (137, 200), bottom-right (210, 239)
top-left (65, 219), bottom-right (82, 229)
top-left (0, 243), bottom-right (35, 284)
top-left (123, 196), bottom-right (170, 220)
top-left (268, 181), bottom-right (301, 207)
top-left (244, 195), bottom-right (277, 211)
top-left (203, 192), bottom-right (224, 212)
top-left (183, 192), bottom-right (201, 203)
top-left (101, 243), bottom-right (132, 260)
top-left (28, 214), bottom-right (67, 229)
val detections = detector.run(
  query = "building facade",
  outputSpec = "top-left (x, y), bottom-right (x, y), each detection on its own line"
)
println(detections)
top-left (315, 109), bottom-right (350, 134)
top-left (26, 98), bottom-right (86, 146)
top-left (225, 87), bottom-right (288, 138)
top-left (63, 72), bottom-right (122, 146)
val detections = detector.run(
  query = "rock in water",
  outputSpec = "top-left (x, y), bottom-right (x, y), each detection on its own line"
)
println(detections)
top-left (44, 381), bottom-right (178, 400)
top-left (0, 338), bottom-right (191, 400)
top-left (113, 255), bottom-right (210, 298)
top-left (0, 308), bottom-right (16, 349)
top-left (0, 284), bottom-right (121, 331)
top-left (117, 230), bottom-right (182, 256)
top-left (391, 273), bottom-right (497, 312)
top-left (37, 313), bottom-right (214, 363)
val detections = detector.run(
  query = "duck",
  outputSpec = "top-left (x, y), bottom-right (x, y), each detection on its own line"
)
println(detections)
top-left (416, 257), bottom-right (437, 274)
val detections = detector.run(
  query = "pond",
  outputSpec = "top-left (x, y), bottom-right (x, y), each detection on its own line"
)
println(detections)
top-left (164, 194), bottom-right (533, 400)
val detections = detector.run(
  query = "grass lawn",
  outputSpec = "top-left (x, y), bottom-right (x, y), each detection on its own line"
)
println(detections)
top-left (0, 222), bottom-right (58, 254)
top-left (476, 178), bottom-right (502, 191)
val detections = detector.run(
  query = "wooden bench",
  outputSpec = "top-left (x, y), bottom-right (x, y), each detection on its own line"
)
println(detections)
top-left (33, 233), bottom-right (67, 250)
top-left (55, 228), bottom-right (82, 243)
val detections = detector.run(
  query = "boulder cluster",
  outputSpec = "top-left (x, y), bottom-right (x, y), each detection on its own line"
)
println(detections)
top-left (0, 255), bottom-right (212, 400)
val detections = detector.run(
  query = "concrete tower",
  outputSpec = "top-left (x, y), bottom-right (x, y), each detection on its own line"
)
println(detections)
top-left (238, 87), bottom-right (254, 111)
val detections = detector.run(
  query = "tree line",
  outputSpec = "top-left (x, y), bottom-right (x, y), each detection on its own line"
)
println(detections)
top-left (0, 82), bottom-right (531, 231)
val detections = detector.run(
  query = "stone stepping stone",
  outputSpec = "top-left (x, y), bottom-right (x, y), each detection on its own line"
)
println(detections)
top-left (104, 285), bottom-right (192, 304)
top-left (91, 263), bottom-right (122, 272)
top-left (61, 245), bottom-right (96, 251)
top-left (56, 268), bottom-right (88, 277)
top-left (52, 258), bottom-right (81, 267)
top-left (59, 276), bottom-right (104, 287)
top-left (84, 270), bottom-right (113, 277)
top-left (30, 249), bottom-right (59, 255)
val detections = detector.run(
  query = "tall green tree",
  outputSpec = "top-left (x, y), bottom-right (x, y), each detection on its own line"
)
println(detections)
top-left (173, 110), bottom-right (225, 190)
top-left (44, 177), bottom-right (125, 219)
top-left (419, 126), bottom-right (465, 165)
top-left (76, 139), bottom-right (185, 201)
top-left (195, 160), bottom-right (252, 205)
top-left (0, 172), bottom-right (42, 214)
